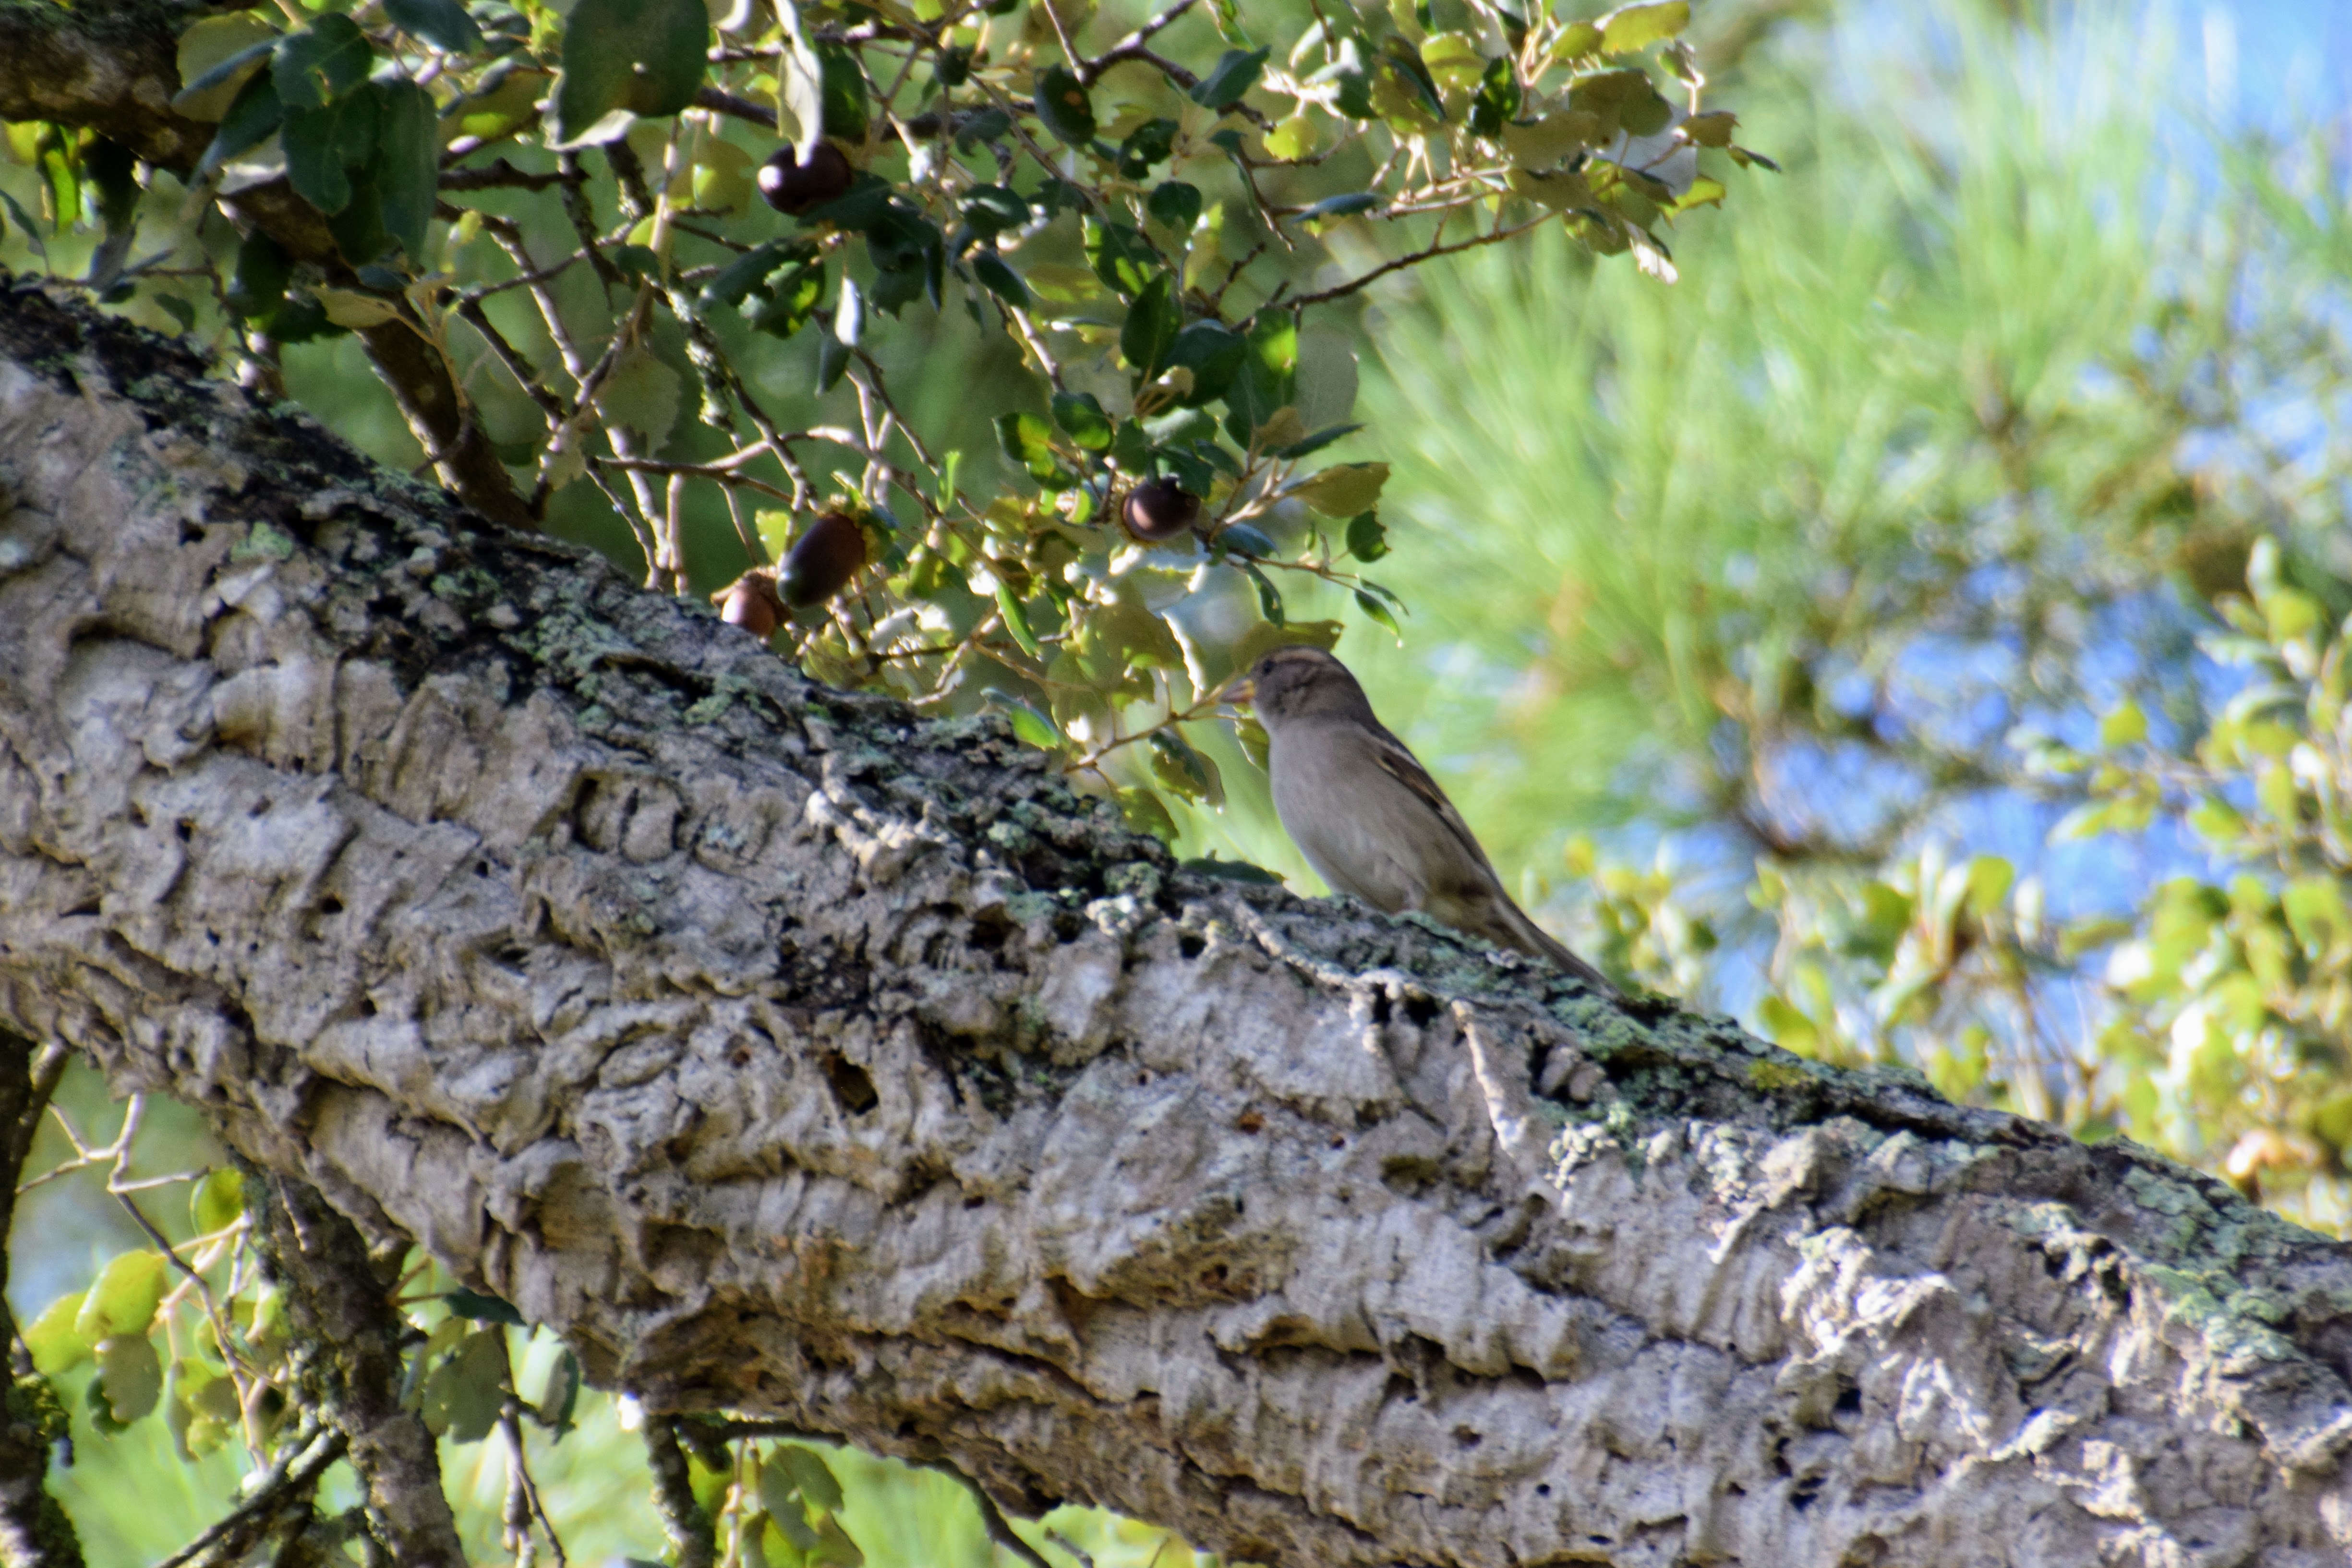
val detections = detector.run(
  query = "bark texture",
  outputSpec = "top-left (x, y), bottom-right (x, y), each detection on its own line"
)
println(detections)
top-left (3, 281), bottom-right (2352, 1567)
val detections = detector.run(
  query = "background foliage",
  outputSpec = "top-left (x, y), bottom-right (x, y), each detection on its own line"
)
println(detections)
top-left (3, 0), bottom-right (2350, 1560)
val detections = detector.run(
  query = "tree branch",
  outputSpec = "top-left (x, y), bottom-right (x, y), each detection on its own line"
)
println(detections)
top-left (3, 282), bottom-right (2352, 1568)
top-left (248, 1167), bottom-right (468, 1568)
top-left (0, 1029), bottom-right (82, 1568)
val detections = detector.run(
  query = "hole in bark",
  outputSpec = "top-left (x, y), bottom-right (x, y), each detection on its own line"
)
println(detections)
top-left (1833, 1386), bottom-right (1861, 1417)
top-left (1453, 1425), bottom-right (1482, 1449)
top-left (728, 1045), bottom-right (753, 1068)
top-left (1402, 992), bottom-right (1440, 1027)
top-left (1179, 932), bottom-right (1206, 959)
top-left (1791, 1476), bottom-right (1824, 1510)
top-left (822, 1051), bottom-right (878, 1113)
top-left (63, 898), bottom-right (100, 918)
top-left (175, 819), bottom-right (195, 842)
top-left (1382, 1373), bottom-right (1416, 1405)
top-left (1201, 1263), bottom-right (1228, 1290)
top-left (474, 860), bottom-right (492, 877)
top-left (1536, 1484), bottom-right (1552, 1497)
top-left (1369, 991), bottom-right (1393, 1025)
top-left (1235, 1110), bottom-right (1264, 1134)
top-left (319, 895), bottom-right (343, 916)
top-left (356, 996), bottom-right (376, 1017)
top-left (180, 520), bottom-right (205, 545)
top-left (964, 1194), bottom-right (986, 1209)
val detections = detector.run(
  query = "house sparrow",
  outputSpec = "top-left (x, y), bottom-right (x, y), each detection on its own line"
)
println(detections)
top-left (1227, 645), bottom-right (1614, 992)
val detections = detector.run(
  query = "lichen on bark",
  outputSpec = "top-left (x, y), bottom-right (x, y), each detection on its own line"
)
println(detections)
top-left (3, 280), bottom-right (2352, 1565)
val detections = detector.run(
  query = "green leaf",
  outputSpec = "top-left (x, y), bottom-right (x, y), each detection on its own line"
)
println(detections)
top-left (95, 1334), bottom-right (164, 1424)
top-left (745, 261), bottom-right (825, 338)
top-left (189, 1169), bottom-right (244, 1235)
top-left (1190, 47), bottom-right (1270, 110)
top-left (970, 250), bottom-right (1031, 307)
top-left (1276, 423), bottom-right (1362, 460)
top-left (1241, 561), bottom-right (1284, 625)
top-left (421, 1328), bottom-right (507, 1443)
top-left (819, 46), bottom-right (870, 144)
top-left (1149, 731), bottom-right (1224, 805)
top-left (75, 1252), bottom-right (169, 1341)
top-left (985, 691), bottom-right (1061, 750)
top-left (816, 326), bottom-right (852, 393)
top-left (536, 1348), bottom-right (581, 1433)
top-left (1117, 117), bottom-right (1181, 177)
top-left (1085, 220), bottom-right (1158, 296)
top-left (24, 1292), bottom-right (91, 1375)
top-left (1147, 180), bottom-right (1203, 233)
top-left (1600, 0), bottom-right (1691, 54)
top-left (701, 240), bottom-right (791, 307)
top-left (282, 102), bottom-right (353, 214)
top-left (445, 1289), bottom-right (525, 1326)
top-left (1166, 320), bottom-right (1246, 405)
top-left (1469, 55), bottom-right (1521, 137)
top-left (996, 585), bottom-right (1042, 657)
top-left (552, 0), bottom-right (710, 146)
top-left (1288, 461), bottom-right (1388, 516)
top-left (1354, 588), bottom-right (1402, 638)
top-left (1051, 391), bottom-right (1115, 451)
top-left (272, 15), bottom-right (371, 113)
top-left (961, 185), bottom-right (1031, 235)
top-left (995, 411), bottom-right (1061, 482)
top-left (224, 229), bottom-right (290, 322)
top-left (2099, 701), bottom-right (2148, 748)
top-left (198, 68), bottom-right (284, 180)
top-left (384, 0), bottom-right (483, 54)
top-left (373, 80), bottom-right (439, 259)
top-left (777, 1445), bottom-right (844, 1512)
top-left (1115, 787), bottom-right (1179, 842)
top-left (1218, 523), bottom-right (1276, 557)
top-left (1032, 65), bottom-right (1097, 145)
top-left (1121, 273), bottom-right (1181, 379)
top-left (1344, 509), bottom-right (1387, 561)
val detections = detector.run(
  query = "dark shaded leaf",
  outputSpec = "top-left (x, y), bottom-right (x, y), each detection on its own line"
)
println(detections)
top-left (1051, 391), bottom-right (1114, 451)
top-left (1117, 117), bottom-right (1180, 178)
top-left (552, 0), bottom-right (709, 145)
top-left (995, 410), bottom-right (1061, 482)
top-left (1291, 192), bottom-right (1383, 225)
top-left (970, 250), bottom-right (1030, 306)
top-left (1354, 588), bottom-right (1402, 636)
top-left (1120, 273), bottom-right (1180, 380)
top-left (198, 70), bottom-right (283, 180)
top-left (385, 0), bottom-right (484, 54)
top-left (1179, 855), bottom-right (1283, 885)
top-left (273, 15), bottom-right (371, 112)
top-left (1085, 220), bottom-right (1158, 296)
top-left (1343, 509), bottom-right (1387, 561)
top-left (996, 585), bottom-right (1041, 656)
top-left (282, 103), bottom-right (352, 214)
top-left (1190, 47), bottom-right (1270, 110)
top-left (374, 81), bottom-right (438, 259)
top-left (1166, 320), bottom-right (1246, 405)
top-left (961, 184), bottom-right (1030, 235)
top-left (1147, 180), bottom-right (1202, 233)
top-left (1241, 561), bottom-right (1284, 625)
top-left (1276, 423), bottom-right (1363, 460)
top-left (817, 327), bottom-right (851, 392)
top-left (1032, 65), bottom-right (1096, 145)
top-left (1469, 55), bottom-right (1521, 137)
top-left (818, 46), bottom-right (870, 143)
top-left (1218, 522), bottom-right (1276, 557)
top-left (445, 1289), bottom-right (525, 1326)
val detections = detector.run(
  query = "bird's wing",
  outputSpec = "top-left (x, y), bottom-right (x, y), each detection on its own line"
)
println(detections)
top-left (1363, 724), bottom-right (1506, 881)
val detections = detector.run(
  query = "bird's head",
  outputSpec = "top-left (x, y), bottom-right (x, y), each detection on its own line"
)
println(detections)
top-left (1223, 644), bottom-right (1376, 730)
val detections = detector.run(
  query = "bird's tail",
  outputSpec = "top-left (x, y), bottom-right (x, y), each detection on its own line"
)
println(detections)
top-left (1493, 899), bottom-right (1616, 995)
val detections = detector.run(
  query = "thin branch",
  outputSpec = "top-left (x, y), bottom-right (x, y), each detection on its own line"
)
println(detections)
top-left (1271, 212), bottom-right (1554, 314)
top-left (642, 1420), bottom-right (718, 1568)
top-left (154, 1423), bottom-right (346, 1568)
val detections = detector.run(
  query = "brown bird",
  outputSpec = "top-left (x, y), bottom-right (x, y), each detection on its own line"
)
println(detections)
top-left (1228, 645), bottom-right (1613, 992)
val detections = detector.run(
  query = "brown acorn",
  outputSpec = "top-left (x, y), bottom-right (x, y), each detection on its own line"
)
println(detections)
top-left (758, 142), bottom-right (854, 217)
top-left (1122, 478), bottom-right (1200, 543)
top-left (780, 511), bottom-right (868, 606)
top-left (715, 569), bottom-right (785, 639)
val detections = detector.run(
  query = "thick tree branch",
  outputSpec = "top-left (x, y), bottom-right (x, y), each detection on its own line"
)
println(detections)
top-left (2, 282), bottom-right (2352, 1567)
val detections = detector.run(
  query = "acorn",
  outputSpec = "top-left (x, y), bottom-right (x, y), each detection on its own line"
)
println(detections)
top-left (759, 142), bottom-right (854, 217)
top-left (1122, 478), bottom-right (1200, 543)
top-left (715, 569), bottom-right (785, 639)
top-left (779, 511), bottom-right (868, 606)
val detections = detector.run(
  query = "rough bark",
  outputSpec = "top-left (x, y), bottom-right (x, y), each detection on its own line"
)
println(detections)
top-left (0, 0), bottom-right (535, 532)
top-left (1, 280), bottom-right (2351, 1567)
top-left (0, 1029), bottom-right (82, 1568)
top-left (248, 1166), bottom-right (468, 1568)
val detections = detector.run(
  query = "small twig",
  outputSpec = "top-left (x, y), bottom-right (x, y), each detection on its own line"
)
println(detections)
top-left (642, 1419), bottom-right (717, 1568)
top-left (1272, 212), bottom-right (1553, 314)
top-left (154, 1423), bottom-right (346, 1568)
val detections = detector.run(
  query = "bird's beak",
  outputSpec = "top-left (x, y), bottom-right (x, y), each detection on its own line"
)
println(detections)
top-left (1218, 675), bottom-right (1254, 709)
